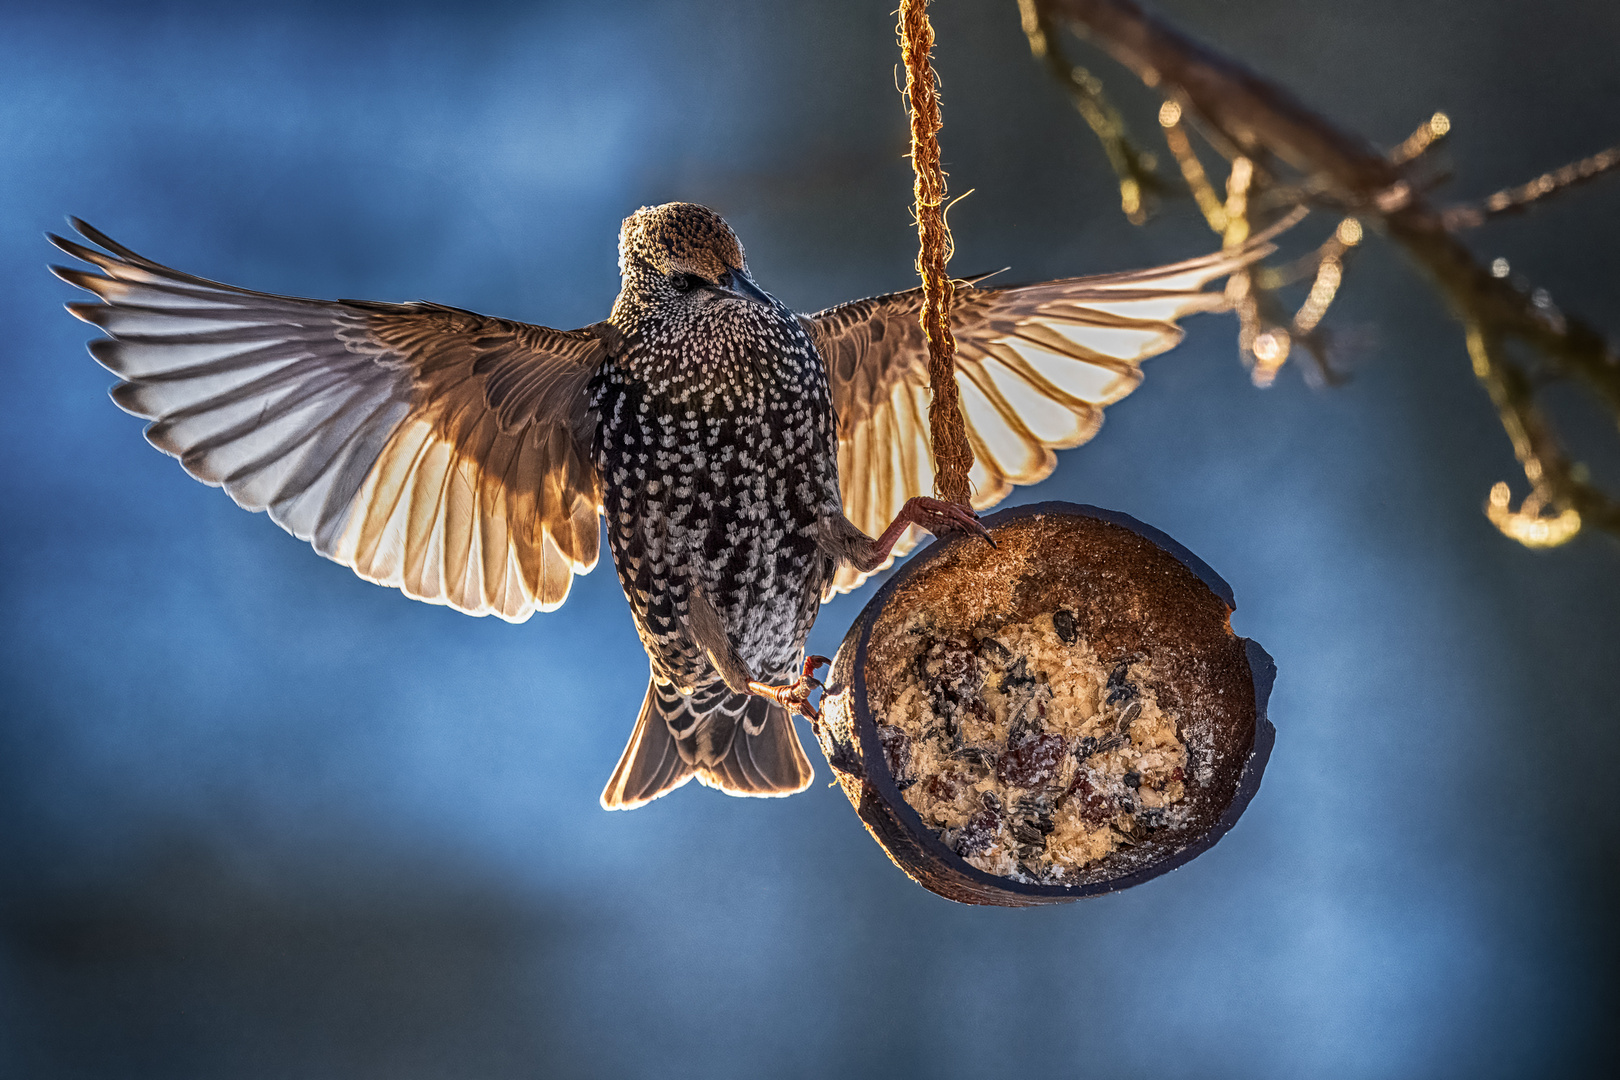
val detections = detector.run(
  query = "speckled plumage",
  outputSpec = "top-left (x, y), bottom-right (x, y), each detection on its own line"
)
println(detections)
top-left (591, 205), bottom-right (838, 802)
top-left (52, 202), bottom-right (1269, 811)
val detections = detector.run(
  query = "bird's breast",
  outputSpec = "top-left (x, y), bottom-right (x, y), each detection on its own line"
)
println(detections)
top-left (588, 303), bottom-right (841, 674)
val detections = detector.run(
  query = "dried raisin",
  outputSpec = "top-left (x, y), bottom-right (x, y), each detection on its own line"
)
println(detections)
top-left (956, 809), bottom-right (1001, 856)
top-left (996, 733), bottom-right (1066, 788)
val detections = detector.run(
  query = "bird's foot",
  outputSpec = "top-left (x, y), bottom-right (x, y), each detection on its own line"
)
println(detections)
top-left (748, 654), bottom-right (831, 721)
top-left (899, 496), bottom-right (995, 546)
top-left (858, 496), bottom-right (995, 570)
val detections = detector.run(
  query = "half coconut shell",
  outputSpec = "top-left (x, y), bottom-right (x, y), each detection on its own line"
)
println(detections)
top-left (814, 502), bottom-right (1275, 906)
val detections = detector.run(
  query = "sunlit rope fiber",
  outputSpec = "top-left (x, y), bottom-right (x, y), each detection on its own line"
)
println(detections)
top-left (899, 0), bottom-right (974, 508)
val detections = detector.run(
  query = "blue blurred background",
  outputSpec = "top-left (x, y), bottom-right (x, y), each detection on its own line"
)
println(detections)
top-left (3, 1), bottom-right (1617, 1076)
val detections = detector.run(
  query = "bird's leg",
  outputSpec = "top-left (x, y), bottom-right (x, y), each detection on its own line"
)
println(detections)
top-left (853, 496), bottom-right (994, 572)
top-left (688, 579), bottom-right (828, 721)
top-left (748, 655), bottom-right (832, 722)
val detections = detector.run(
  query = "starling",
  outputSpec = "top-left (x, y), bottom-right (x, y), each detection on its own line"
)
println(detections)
top-left (49, 203), bottom-right (1262, 809)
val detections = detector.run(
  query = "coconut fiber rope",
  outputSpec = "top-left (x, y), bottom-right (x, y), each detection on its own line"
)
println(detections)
top-left (899, 0), bottom-right (975, 508)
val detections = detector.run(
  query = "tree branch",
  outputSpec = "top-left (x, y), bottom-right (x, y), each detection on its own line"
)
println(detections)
top-left (1017, 0), bottom-right (1165, 222)
top-left (1442, 146), bottom-right (1620, 230)
top-left (1035, 0), bottom-right (1620, 547)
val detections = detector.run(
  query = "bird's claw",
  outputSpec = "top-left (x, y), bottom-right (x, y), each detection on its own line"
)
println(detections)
top-left (776, 678), bottom-right (822, 721)
top-left (909, 496), bottom-right (996, 549)
top-left (751, 654), bottom-right (832, 721)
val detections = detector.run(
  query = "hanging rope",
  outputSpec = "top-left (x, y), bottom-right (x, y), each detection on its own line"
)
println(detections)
top-left (900, 0), bottom-right (974, 509)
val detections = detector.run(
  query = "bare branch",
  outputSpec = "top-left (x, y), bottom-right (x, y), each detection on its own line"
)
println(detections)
top-left (1035, 0), bottom-right (1620, 547)
top-left (1466, 326), bottom-right (1620, 540)
top-left (1042, 0), bottom-right (1404, 204)
top-left (1390, 112), bottom-right (1453, 166)
top-left (1157, 101), bottom-right (1227, 231)
top-left (1017, 0), bottom-right (1164, 222)
top-left (1442, 145), bottom-right (1620, 230)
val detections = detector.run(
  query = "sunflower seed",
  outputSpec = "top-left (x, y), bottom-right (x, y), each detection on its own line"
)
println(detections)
top-left (952, 745), bottom-right (996, 771)
top-left (976, 636), bottom-right (1011, 662)
top-left (1011, 821), bottom-right (1046, 845)
top-left (1106, 662), bottom-right (1138, 706)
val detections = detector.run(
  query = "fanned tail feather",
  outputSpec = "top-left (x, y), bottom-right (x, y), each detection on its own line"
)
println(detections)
top-left (600, 681), bottom-right (695, 810)
top-left (600, 678), bottom-right (814, 810)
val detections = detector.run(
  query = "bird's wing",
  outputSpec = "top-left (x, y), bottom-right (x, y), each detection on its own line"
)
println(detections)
top-left (52, 220), bottom-right (605, 622)
top-left (805, 243), bottom-right (1264, 596)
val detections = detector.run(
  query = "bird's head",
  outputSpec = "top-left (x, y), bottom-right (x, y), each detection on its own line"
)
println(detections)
top-left (616, 202), bottom-right (775, 308)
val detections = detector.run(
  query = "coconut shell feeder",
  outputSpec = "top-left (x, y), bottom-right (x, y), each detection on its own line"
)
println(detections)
top-left (811, 2), bottom-right (1276, 906)
top-left (813, 503), bottom-right (1275, 906)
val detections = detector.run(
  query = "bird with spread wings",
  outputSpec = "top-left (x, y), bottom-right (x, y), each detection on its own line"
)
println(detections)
top-left (51, 210), bottom-right (1259, 808)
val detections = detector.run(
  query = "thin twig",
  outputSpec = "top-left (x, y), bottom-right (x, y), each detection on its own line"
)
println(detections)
top-left (1018, 0), bottom-right (1164, 223)
top-left (1390, 111), bottom-right (1453, 166)
top-left (1465, 326), bottom-right (1620, 538)
top-left (1043, 0), bottom-right (1404, 202)
top-left (1442, 146), bottom-right (1620, 230)
top-left (1158, 100), bottom-right (1227, 231)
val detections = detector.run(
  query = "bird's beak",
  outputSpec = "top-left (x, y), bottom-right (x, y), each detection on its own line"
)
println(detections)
top-left (714, 269), bottom-right (774, 307)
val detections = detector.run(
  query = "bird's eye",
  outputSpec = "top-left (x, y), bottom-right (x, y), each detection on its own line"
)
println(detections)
top-left (668, 273), bottom-right (700, 294)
